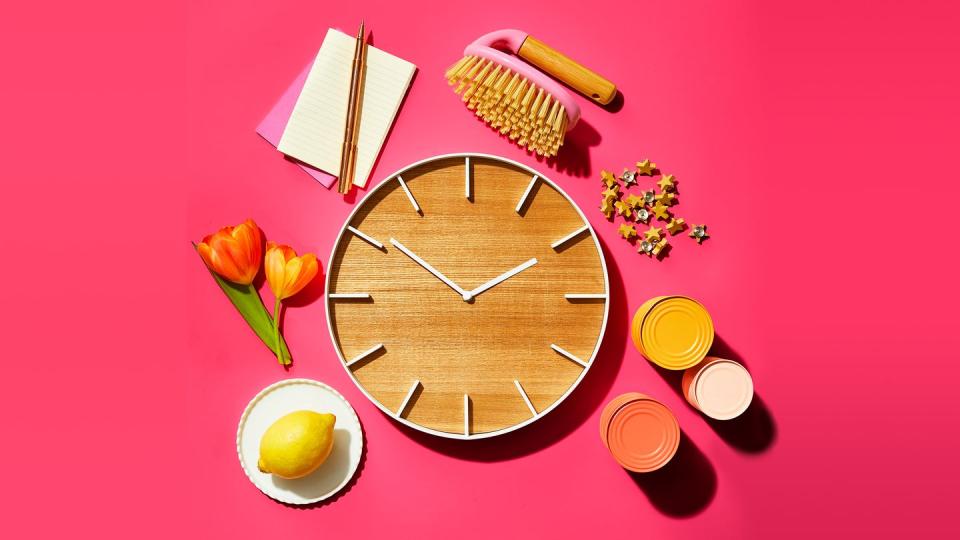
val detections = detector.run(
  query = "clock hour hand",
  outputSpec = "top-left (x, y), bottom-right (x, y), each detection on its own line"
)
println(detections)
top-left (467, 258), bottom-right (538, 299)
top-left (389, 238), bottom-right (468, 299)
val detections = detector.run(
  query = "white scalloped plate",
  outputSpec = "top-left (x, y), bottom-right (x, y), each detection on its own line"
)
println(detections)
top-left (236, 378), bottom-right (363, 505)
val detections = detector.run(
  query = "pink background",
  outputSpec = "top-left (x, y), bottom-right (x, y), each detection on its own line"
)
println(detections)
top-left (2, 0), bottom-right (959, 537)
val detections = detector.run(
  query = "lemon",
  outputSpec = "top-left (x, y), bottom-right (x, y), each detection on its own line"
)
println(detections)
top-left (257, 410), bottom-right (336, 479)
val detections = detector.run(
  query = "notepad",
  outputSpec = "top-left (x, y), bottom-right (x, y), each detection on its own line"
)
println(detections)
top-left (257, 62), bottom-right (336, 188)
top-left (278, 28), bottom-right (417, 188)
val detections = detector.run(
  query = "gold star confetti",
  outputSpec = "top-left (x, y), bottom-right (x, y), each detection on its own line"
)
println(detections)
top-left (636, 159), bottom-right (657, 176)
top-left (666, 218), bottom-right (686, 235)
top-left (600, 170), bottom-right (619, 188)
top-left (601, 185), bottom-right (621, 200)
top-left (656, 192), bottom-right (678, 206)
top-left (600, 159), bottom-right (702, 260)
top-left (689, 224), bottom-right (710, 244)
top-left (652, 202), bottom-right (671, 221)
top-left (652, 238), bottom-right (670, 258)
top-left (634, 207), bottom-right (651, 224)
top-left (644, 226), bottom-right (663, 243)
top-left (625, 193), bottom-right (644, 208)
top-left (599, 198), bottom-right (616, 219)
top-left (657, 174), bottom-right (676, 192)
top-left (642, 190), bottom-right (657, 207)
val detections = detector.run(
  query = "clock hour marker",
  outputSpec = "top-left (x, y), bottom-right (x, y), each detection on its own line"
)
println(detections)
top-left (515, 174), bottom-right (539, 214)
top-left (465, 156), bottom-right (472, 200)
top-left (464, 394), bottom-right (470, 436)
top-left (551, 344), bottom-right (589, 368)
top-left (396, 379), bottom-right (421, 418)
top-left (564, 293), bottom-right (607, 300)
top-left (396, 175), bottom-right (422, 214)
top-left (345, 343), bottom-right (384, 367)
top-left (514, 380), bottom-right (538, 418)
top-left (347, 226), bottom-right (384, 249)
top-left (551, 224), bottom-right (590, 250)
top-left (329, 293), bottom-right (371, 300)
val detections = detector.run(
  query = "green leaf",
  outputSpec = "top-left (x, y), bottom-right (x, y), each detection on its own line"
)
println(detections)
top-left (193, 244), bottom-right (291, 364)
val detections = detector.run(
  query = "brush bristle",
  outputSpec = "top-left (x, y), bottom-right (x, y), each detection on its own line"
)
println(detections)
top-left (445, 55), bottom-right (567, 157)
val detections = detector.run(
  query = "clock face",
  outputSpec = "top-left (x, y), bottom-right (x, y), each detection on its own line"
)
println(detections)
top-left (326, 154), bottom-right (609, 439)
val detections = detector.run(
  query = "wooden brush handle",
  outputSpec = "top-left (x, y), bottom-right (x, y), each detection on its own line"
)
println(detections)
top-left (517, 36), bottom-right (617, 105)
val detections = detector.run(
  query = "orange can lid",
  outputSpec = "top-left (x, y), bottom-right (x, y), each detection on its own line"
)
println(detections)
top-left (599, 393), bottom-right (649, 448)
top-left (639, 296), bottom-right (714, 370)
top-left (605, 397), bottom-right (680, 473)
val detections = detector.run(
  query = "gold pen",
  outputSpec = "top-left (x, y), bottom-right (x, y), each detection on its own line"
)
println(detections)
top-left (338, 21), bottom-right (367, 194)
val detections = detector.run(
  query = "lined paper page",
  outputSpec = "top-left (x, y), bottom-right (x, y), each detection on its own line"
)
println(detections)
top-left (278, 28), bottom-right (416, 187)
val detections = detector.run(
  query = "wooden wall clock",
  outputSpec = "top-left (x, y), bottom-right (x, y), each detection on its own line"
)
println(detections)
top-left (325, 153), bottom-right (609, 439)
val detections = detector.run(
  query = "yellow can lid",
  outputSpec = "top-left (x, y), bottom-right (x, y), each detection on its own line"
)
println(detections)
top-left (630, 296), bottom-right (667, 355)
top-left (638, 296), bottom-right (714, 370)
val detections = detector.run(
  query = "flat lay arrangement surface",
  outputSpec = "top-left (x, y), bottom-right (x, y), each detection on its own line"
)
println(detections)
top-left (3, 1), bottom-right (960, 539)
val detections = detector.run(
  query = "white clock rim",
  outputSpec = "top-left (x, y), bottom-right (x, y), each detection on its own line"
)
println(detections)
top-left (324, 152), bottom-right (611, 440)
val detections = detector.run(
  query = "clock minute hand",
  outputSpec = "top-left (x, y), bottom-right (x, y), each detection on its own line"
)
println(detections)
top-left (468, 258), bottom-right (538, 299)
top-left (389, 238), bottom-right (468, 299)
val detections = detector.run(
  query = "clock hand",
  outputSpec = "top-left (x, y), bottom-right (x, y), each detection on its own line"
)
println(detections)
top-left (467, 258), bottom-right (538, 299)
top-left (389, 238), bottom-right (469, 300)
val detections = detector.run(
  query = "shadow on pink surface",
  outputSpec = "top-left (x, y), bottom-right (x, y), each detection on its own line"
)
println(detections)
top-left (279, 150), bottom-right (374, 203)
top-left (535, 118), bottom-right (602, 178)
top-left (274, 421), bottom-right (367, 510)
top-left (601, 91), bottom-right (625, 113)
top-left (455, 113), bottom-right (603, 178)
top-left (630, 431), bottom-right (717, 518)
top-left (540, 118), bottom-right (601, 178)
top-left (394, 239), bottom-right (627, 461)
top-left (650, 335), bottom-right (778, 454)
top-left (700, 336), bottom-right (778, 453)
top-left (708, 394), bottom-right (776, 453)
top-left (537, 89), bottom-right (623, 177)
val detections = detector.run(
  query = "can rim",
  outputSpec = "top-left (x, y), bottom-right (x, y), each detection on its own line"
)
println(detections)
top-left (605, 398), bottom-right (680, 473)
top-left (640, 296), bottom-right (714, 370)
top-left (631, 296), bottom-right (676, 356)
top-left (599, 393), bottom-right (653, 448)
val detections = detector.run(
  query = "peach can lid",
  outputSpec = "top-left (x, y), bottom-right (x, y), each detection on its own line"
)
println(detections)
top-left (639, 296), bottom-right (714, 370)
top-left (605, 397), bottom-right (680, 473)
top-left (694, 358), bottom-right (754, 420)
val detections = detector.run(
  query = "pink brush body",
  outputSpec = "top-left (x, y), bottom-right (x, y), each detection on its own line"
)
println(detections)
top-left (464, 29), bottom-right (580, 130)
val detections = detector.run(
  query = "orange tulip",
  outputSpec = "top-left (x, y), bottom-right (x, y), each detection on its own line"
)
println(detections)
top-left (264, 242), bottom-right (320, 300)
top-left (264, 242), bottom-right (320, 365)
top-left (197, 219), bottom-right (263, 285)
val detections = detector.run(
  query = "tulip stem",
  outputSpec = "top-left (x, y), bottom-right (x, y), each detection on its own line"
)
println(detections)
top-left (273, 297), bottom-right (286, 365)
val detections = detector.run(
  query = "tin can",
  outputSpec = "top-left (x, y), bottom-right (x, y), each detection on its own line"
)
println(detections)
top-left (631, 296), bottom-right (714, 370)
top-left (681, 356), bottom-right (754, 420)
top-left (599, 393), bottom-right (680, 473)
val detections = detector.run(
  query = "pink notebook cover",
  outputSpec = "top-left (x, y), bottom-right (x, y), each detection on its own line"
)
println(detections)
top-left (256, 62), bottom-right (337, 188)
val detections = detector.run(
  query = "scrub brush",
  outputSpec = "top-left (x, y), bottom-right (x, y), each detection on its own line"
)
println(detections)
top-left (445, 29), bottom-right (617, 157)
